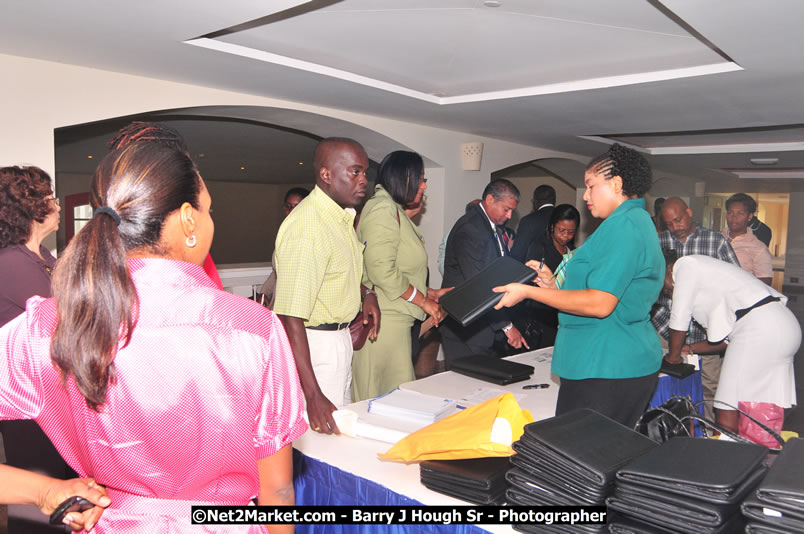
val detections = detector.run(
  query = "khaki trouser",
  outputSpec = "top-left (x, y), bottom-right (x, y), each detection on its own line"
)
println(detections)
top-left (700, 353), bottom-right (723, 420)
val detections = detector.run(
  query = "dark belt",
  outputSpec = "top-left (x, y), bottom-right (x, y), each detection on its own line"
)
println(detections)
top-left (306, 322), bottom-right (350, 331)
top-left (735, 295), bottom-right (781, 321)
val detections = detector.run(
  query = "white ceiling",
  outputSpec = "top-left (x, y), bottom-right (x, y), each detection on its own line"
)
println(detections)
top-left (5, 0), bottom-right (804, 192)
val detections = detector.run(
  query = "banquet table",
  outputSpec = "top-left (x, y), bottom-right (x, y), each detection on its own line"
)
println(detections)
top-left (292, 347), bottom-right (702, 533)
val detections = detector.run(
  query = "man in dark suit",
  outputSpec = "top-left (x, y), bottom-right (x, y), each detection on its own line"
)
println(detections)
top-left (441, 179), bottom-right (528, 364)
top-left (510, 185), bottom-right (556, 262)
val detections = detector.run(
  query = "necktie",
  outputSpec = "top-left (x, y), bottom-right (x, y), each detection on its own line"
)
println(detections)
top-left (554, 249), bottom-right (575, 289)
top-left (493, 226), bottom-right (506, 257)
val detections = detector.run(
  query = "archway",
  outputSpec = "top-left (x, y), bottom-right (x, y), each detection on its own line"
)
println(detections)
top-left (54, 106), bottom-right (441, 264)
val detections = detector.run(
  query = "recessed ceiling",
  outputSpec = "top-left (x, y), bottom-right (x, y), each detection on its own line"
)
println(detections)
top-left (588, 125), bottom-right (804, 155)
top-left (5, 0), bottom-right (804, 193)
top-left (188, 0), bottom-right (739, 104)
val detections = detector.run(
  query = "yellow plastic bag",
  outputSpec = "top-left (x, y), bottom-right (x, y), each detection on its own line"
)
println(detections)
top-left (378, 393), bottom-right (533, 462)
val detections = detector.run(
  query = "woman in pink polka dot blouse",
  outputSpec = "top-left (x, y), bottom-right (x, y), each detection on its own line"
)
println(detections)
top-left (0, 140), bottom-right (307, 533)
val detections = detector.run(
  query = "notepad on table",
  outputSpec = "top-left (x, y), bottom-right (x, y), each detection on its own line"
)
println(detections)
top-left (368, 389), bottom-right (455, 425)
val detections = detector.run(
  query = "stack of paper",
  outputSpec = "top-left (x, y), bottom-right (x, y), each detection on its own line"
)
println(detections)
top-left (368, 389), bottom-right (455, 425)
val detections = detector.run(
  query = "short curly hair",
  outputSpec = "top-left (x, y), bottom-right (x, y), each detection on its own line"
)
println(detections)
top-left (586, 143), bottom-right (652, 198)
top-left (725, 192), bottom-right (757, 214)
top-left (0, 166), bottom-right (55, 248)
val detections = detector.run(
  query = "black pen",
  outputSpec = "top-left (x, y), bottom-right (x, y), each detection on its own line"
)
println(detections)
top-left (522, 383), bottom-right (550, 389)
top-left (537, 256), bottom-right (545, 273)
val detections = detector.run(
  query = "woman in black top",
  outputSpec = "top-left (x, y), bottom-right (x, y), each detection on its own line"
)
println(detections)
top-left (523, 204), bottom-right (580, 348)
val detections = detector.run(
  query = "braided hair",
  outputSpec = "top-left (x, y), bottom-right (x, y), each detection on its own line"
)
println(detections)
top-left (586, 143), bottom-right (652, 198)
top-left (107, 122), bottom-right (188, 153)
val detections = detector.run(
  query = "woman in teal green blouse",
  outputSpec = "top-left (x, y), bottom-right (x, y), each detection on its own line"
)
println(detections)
top-left (493, 144), bottom-right (664, 427)
top-left (352, 151), bottom-right (449, 401)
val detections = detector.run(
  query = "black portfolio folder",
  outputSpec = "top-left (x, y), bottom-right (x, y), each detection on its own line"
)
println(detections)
top-left (420, 456), bottom-right (509, 491)
top-left (752, 437), bottom-right (804, 512)
top-left (420, 456), bottom-right (509, 505)
top-left (741, 437), bottom-right (804, 530)
top-left (612, 482), bottom-right (737, 526)
top-left (615, 437), bottom-right (768, 504)
top-left (659, 359), bottom-right (696, 379)
top-left (439, 256), bottom-right (536, 327)
top-left (745, 521), bottom-right (799, 534)
top-left (449, 354), bottom-right (534, 385)
top-left (741, 493), bottom-right (804, 532)
top-left (607, 510), bottom-right (745, 534)
top-left (519, 409), bottom-right (658, 488)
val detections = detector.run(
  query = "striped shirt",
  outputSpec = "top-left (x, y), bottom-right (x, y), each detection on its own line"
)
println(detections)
top-left (273, 186), bottom-right (364, 326)
top-left (652, 225), bottom-right (740, 342)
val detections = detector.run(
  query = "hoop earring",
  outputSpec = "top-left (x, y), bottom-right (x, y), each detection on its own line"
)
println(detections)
top-left (185, 234), bottom-right (197, 248)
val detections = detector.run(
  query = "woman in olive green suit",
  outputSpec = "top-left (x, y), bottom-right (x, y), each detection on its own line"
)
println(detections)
top-left (352, 151), bottom-right (448, 401)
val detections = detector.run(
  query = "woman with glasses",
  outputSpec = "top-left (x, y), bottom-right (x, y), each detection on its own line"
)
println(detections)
top-left (527, 204), bottom-right (580, 277)
top-left (351, 151), bottom-right (449, 401)
top-left (524, 204), bottom-right (580, 348)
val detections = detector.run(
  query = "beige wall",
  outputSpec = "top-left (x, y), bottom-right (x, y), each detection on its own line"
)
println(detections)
top-left (0, 52), bottom-right (584, 285)
top-left (757, 199), bottom-right (788, 258)
top-left (507, 174), bottom-right (577, 230)
top-left (205, 181), bottom-right (315, 264)
top-left (783, 192), bottom-right (804, 289)
top-left (5, 52), bottom-right (793, 287)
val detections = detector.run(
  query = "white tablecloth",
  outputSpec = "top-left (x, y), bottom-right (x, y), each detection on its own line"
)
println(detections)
top-left (293, 347), bottom-right (559, 534)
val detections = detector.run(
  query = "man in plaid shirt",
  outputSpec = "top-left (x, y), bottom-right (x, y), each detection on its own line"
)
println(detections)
top-left (652, 197), bottom-right (740, 419)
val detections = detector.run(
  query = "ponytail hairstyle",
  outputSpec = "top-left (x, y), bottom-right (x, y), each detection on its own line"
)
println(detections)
top-left (51, 142), bottom-right (202, 411)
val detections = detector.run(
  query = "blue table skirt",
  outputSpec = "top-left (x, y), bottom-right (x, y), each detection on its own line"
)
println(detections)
top-left (293, 450), bottom-right (489, 534)
top-left (649, 370), bottom-right (704, 411)
top-left (649, 370), bottom-right (705, 435)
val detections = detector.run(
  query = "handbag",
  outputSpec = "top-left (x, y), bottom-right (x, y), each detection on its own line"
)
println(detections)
top-left (634, 396), bottom-right (698, 443)
top-left (634, 396), bottom-right (786, 449)
top-left (349, 311), bottom-right (374, 350)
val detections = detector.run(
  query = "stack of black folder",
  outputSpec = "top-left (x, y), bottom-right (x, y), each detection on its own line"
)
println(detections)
top-left (419, 456), bottom-right (509, 505)
top-left (504, 409), bottom-right (658, 533)
top-left (607, 437), bottom-right (768, 533)
top-left (741, 437), bottom-right (804, 533)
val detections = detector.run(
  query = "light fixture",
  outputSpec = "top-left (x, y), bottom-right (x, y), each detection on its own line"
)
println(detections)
top-left (483, 0), bottom-right (502, 7)
top-left (749, 157), bottom-right (779, 165)
top-left (240, 166), bottom-right (246, 170)
top-left (728, 169), bottom-right (804, 179)
top-left (461, 142), bottom-right (484, 171)
top-left (298, 162), bottom-right (304, 166)
top-left (87, 155), bottom-right (93, 159)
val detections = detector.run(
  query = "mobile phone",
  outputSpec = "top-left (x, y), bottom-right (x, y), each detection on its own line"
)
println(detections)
top-left (49, 496), bottom-right (94, 525)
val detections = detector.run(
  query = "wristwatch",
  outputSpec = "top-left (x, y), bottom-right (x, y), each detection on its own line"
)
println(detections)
top-left (361, 287), bottom-right (377, 299)
top-left (502, 323), bottom-right (514, 333)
